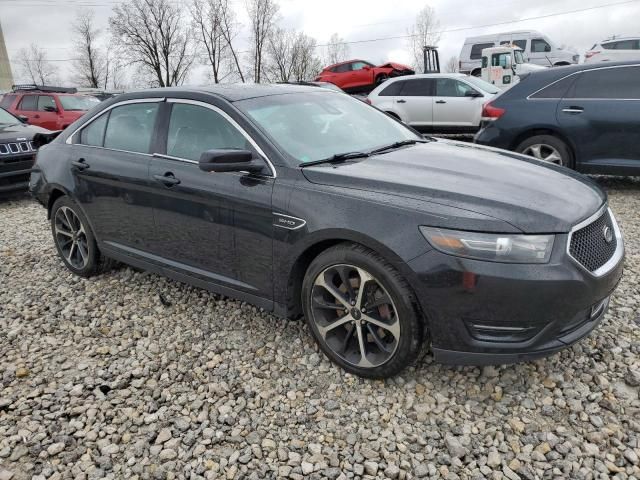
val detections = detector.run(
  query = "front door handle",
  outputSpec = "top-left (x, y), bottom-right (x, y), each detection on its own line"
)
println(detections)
top-left (34, 114), bottom-right (41, 119)
top-left (396, 99), bottom-right (406, 103)
top-left (71, 158), bottom-right (89, 170)
top-left (436, 100), bottom-right (447, 104)
top-left (153, 172), bottom-right (181, 187)
top-left (562, 106), bottom-right (584, 114)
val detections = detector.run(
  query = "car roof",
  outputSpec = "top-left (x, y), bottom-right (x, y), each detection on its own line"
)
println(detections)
top-left (464, 30), bottom-right (542, 43)
top-left (599, 36), bottom-right (640, 43)
top-left (109, 83), bottom-right (331, 103)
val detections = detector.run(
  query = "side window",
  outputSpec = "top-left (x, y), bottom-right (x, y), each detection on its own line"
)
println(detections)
top-left (0, 94), bottom-right (16, 109)
top-left (531, 39), bottom-right (551, 53)
top-left (79, 113), bottom-right (109, 147)
top-left (351, 61), bottom-right (368, 70)
top-left (166, 103), bottom-right (250, 161)
top-left (571, 66), bottom-right (640, 99)
top-left (436, 79), bottom-right (474, 97)
top-left (482, 56), bottom-right (488, 68)
top-left (334, 63), bottom-right (351, 73)
top-left (37, 95), bottom-right (57, 112)
top-left (491, 53), bottom-right (510, 68)
top-left (513, 39), bottom-right (527, 51)
top-left (18, 95), bottom-right (37, 111)
top-left (604, 40), bottom-right (639, 50)
top-left (378, 81), bottom-right (404, 96)
top-left (530, 75), bottom-right (578, 99)
top-left (103, 103), bottom-right (159, 153)
top-left (400, 79), bottom-right (434, 96)
top-left (470, 43), bottom-right (494, 60)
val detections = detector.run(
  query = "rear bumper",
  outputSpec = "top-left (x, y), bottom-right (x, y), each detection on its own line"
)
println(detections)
top-left (474, 123), bottom-right (513, 150)
top-left (406, 232), bottom-right (624, 366)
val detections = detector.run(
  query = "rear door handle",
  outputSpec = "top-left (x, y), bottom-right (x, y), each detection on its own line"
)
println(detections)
top-left (153, 172), bottom-right (181, 187)
top-left (396, 99), bottom-right (406, 103)
top-left (71, 158), bottom-right (89, 170)
top-left (436, 100), bottom-right (447, 104)
top-left (562, 106), bottom-right (584, 114)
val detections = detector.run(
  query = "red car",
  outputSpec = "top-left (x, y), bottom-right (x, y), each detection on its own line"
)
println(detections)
top-left (0, 86), bottom-right (100, 131)
top-left (315, 59), bottom-right (414, 93)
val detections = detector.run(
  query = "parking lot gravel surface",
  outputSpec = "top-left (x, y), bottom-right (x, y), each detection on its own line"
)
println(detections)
top-left (1, 177), bottom-right (639, 480)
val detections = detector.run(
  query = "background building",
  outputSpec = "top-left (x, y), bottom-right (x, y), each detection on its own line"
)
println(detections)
top-left (0, 21), bottom-right (14, 92)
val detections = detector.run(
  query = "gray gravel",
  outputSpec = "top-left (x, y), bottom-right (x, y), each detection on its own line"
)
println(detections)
top-left (1, 177), bottom-right (639, 480)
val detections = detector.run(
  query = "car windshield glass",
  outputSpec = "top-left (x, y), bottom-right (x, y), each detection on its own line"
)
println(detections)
top-left (513, 50), bottom-right (525, 64)
top-left (58, 95), bottom-right (100, 111)
top-left (0, 108), bottom-right (19, 124)
top-left (463, 75), bottom-right (501, 94)
top-left (236, 91), bottom-right (421, 165)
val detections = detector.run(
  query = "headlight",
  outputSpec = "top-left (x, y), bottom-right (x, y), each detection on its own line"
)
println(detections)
top-left (420, 227), bottom-right (554, 263)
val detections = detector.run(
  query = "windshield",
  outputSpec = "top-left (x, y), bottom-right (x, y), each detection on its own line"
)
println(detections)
top-left (236, 92), bottom-right (421, 165)
top-left (514, 50), bottom-right (525, 64)
top-left (0, 108), bottom-right (19, 124)
top-left (59, 95), bottom-right (100, 111)
top-left (463, 75), bottom-right (501, 95)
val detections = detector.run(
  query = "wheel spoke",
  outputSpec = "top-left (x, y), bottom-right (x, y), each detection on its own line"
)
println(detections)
top-left (77, 241), bottom-right (88, 264)
top-left (362, 313), bottom-right (400, 339)
top-left (336, 266), bottom-right (356, 301)
top-left (355, 323), bottom-right (374, 368)
top-left (67, 242), bottom-right (77, 264)
top-left (63, 208), bottom-right (77, 233)
top-left (364, 291), bottom-right (393, 310)
top-left (528, 145), bottom-right (542, 159)
top-left (366, 323), bottom-right (393, 353)
top-left (339, 324), bottom-right (356, 354)
top-left (545, 151), bottom-right (562, 164)
top-left (355, 267), bottom-right (374, 309)
top-left (317, 314), bottom-right (353, 338)
top-left (55, 226), bottom-right (73, 238)
top-left (312, 296), bottom-right (345, 310)
top-left (314, 275), bottom-right (351, 309)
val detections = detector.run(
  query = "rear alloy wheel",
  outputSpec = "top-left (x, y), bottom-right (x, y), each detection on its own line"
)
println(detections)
top-left (302, 244), bottom-right (425, 378)
top-left (50, 196), bottom-right (114, 277)
top-left (516, 135), bottom-right (573, 168)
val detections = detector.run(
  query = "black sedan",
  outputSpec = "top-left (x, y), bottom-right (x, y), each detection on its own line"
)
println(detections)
top-left (475, 61), bottom-right (640, 175)
top-left (30, 84), bottom-right (624, 378)
top-left (0, 108), bottom-right (51, 193)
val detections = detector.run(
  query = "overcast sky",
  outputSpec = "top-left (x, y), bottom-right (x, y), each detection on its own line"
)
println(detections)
top-left (1, 0), bottom-right (639, 85)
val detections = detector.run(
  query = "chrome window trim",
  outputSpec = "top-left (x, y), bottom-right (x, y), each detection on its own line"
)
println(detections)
top-left (165, 98), bottom-right (276, 178)
top-left (566, 205), bottom-right (624, 277)
top-left (527, 63), bottom-right (640, 100)
top-left (65, 97), bottom-right (165, 145)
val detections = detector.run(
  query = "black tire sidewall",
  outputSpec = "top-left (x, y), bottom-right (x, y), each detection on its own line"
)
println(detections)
top-left (516, 135), bottom-right (574, 169)
top-left (302, 245), bottom-right (424, 379)
top-left (50, 196), bottom-right (100, 277)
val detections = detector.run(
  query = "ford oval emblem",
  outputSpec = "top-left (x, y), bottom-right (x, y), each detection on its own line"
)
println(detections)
top-left (603, 225), bottom-right (613, 244)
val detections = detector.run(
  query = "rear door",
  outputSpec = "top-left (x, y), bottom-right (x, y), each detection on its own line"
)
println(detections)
top-left (70, 99), bottom-right (161, 252)
top-left (148, 99), bottom-right (275, 299)
top-left (393, 78), bottom-right (434, 127)
top-left (14, 94), bottom-right (39, 125)
top-left (557, 65), bottom-right (640, 173)
top-left (601, 39), bottom-right (640, 62)
top-left (432, 78), bottom-right (484, 128)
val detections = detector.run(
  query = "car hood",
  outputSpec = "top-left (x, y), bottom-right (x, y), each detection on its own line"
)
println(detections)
top-left (0, 122), bottom-right (50, 141)
top-left (379, 62), bottom-right (414, 72)
top-left (301, 140), bottom-right (605, 233)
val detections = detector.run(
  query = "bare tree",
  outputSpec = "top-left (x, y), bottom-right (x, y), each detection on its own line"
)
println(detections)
top-left (15, 44), bottom-right (59, 85)
top-left (265, 28), bottom-right (321, 83)
top-left (103, 51), bottom-right (127, 90)
top-left (247, 0), bottom-right (279, 83)
top-left (291, 32), bottom-right (321, 81)
top-left (407, 5), bottom-right (441, 70)
top-left (219, 2), bottom-right (245, 82)
top-left (109, 0), bottom-right (194, 87)
top-left (325, 33), bottom-right (350, 65)
top-left (72, 10), bottom-right (104, 88)
top-left (445, 55), bottom-right (459, 73)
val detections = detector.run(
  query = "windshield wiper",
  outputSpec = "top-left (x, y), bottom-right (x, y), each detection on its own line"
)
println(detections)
top-left (300, 151), bottom-right (369, 167)
top-left (369, 139), bottom-right (428, 155)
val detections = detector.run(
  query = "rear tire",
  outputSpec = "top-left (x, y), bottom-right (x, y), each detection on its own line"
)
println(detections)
top-left (50, 196), bottom-right (114, 278)
top-left (516, 135), bottom-right (573, 168)
top-left (302, 243), bottom-right (425, 378)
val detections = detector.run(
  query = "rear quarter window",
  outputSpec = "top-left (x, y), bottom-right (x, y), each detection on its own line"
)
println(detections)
top-left (0, 94), bottom-right (16, 109)
top-left (378, 81), bottom-right (404, 96)
top-left (530, 75), bottom-right (578, 99)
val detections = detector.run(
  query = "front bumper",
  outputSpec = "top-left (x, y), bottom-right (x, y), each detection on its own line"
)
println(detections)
top-left (0, 154), bottom-right (35, 193)
top-left (406, 232), bottom-right (624, 365)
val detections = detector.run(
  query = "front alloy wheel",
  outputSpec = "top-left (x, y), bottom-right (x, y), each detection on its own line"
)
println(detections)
top-left (302, 244), bottom-right (425, 378)
top-left (54, 206), bottom-right (89, 270)
top-left (310, 264), bottom-right (400, 368)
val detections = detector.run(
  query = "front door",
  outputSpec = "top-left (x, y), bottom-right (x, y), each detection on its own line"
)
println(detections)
top-left (432, 78), bottom-right (481, 128)
top-left (149, 100), bottom-right (274, 298)
top-left (35, 95), bottom-right (61, 130)
top-left (70, 100), bottom-right (161, 253)
top-left (557, 65), bottom-right (640, 173)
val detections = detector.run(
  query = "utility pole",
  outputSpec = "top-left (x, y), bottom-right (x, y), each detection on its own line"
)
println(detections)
top-left (0, 20), bottom-right (14, 91)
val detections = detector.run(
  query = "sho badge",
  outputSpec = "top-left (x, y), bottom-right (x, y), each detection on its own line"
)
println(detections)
top-left (603, 225), bottom-right (613, 244)
top-left (273, 213), bottom-right (306, 230)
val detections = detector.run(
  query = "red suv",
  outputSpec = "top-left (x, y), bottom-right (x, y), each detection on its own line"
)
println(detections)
top-left (315, 60), bottom-right (414, 93)
top-left (0, 86), bottom-right (100, 131)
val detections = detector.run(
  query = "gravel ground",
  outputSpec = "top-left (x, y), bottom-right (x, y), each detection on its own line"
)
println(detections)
top-left (1, 178), bottom-right (639, 480)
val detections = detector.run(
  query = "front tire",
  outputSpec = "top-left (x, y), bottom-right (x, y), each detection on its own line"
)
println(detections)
top-left (375, 73), bottom-right (389, 85)
top-left (302, 244), bottom-right (425, 378)
top-left (50, 196), bottom-right (113, 277)
top-left (516, 135), bottom-right (573, 168)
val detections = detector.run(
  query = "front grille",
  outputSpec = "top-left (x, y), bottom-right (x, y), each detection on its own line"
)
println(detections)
top-left (569, 209), bottom-right (617, 272)
top-left (0, 141), bottom-right (36, 156)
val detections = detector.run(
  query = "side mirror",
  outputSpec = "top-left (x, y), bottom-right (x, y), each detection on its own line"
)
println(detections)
top-left (465, 90), bottom-right (483, 98)
top-left (17, 115), bottom-right (29, 123)
top-left (44, 106), bottom-right (58, 113)
top-left (198, 149), bottom-right (265, 174)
